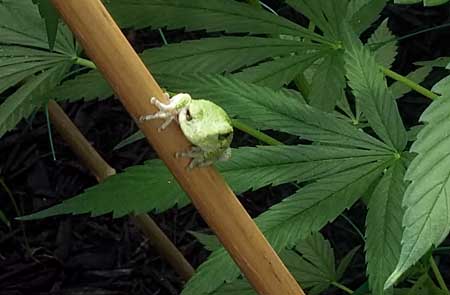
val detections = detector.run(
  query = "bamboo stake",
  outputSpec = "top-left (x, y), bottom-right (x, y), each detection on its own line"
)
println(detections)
top-left (47, 100), bottom-right (195, 281)
top-left (50, 1), bottom-right (304, 294)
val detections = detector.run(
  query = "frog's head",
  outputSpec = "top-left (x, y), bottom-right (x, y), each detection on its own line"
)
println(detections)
top-left (179, 99), bottom-right (233, 152)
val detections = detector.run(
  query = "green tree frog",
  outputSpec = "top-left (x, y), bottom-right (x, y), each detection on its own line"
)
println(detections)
top-left (139, 93), bottom-right (233, 169)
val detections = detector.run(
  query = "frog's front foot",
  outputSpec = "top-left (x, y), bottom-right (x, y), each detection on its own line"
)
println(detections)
top-left (139, 97), bottom-right (178, 131)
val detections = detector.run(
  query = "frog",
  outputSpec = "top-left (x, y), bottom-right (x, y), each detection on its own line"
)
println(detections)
top-left (139, 93), bottom-right (233, 169)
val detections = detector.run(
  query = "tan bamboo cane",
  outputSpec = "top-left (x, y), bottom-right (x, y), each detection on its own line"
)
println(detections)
top-left (49, 1), bottom-right (305, 294)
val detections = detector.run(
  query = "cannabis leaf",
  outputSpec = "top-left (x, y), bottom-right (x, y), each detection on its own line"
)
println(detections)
top-left (0, 0), bottom-right (76, 138)
top-left (21, 145), bottom-right (393, 220)
top-left (183, 160), bottom-right (391, 294)
top-left (218, 145), bottom-right (393, 194)
top-left (286, 0), bottom-right (348, 40)
top-left (0, 62), bottom-right (71, 138)
top-left (385, 88), bottom-right (450, 288)
top-left (367, 19), bottom-right (398, 68)
top-left (105, 0), bottom-right (329, 43)
top-left (141, 36), bottom-right (323, 75)
top-left (344, 27), bottom-right (407, 151)
top-left (365, 161), bottom-right (405, 295)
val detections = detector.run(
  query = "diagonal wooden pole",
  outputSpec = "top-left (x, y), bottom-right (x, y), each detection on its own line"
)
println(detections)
top-left (50, 1), bottom-right (305, 294)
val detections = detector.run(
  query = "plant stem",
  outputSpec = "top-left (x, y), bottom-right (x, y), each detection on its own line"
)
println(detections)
top-left (340, 214), bottom-right (365, 242)
top-left (331, 281), bottom-right (354, 294)
top-left (429, 256), bottom-right (450, 294)
top-left (381, 67), bottom-right (439, 100)
top-left (232, 119), bottom-right (283, 146)
top-left (74, 57), bottom-right (97, 69)
top-left (45, 103), bottom-right (57, 161)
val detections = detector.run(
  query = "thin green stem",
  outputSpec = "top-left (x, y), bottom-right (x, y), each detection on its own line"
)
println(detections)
top-left (331, 281), bottom-right (354, 294)
top-left (45, 103), bottom-right (57, 161)
top-left (232, 119), bottom-right (283, 146)
top-left (381, 67), bottom-right (439, 100)
top-left (429, 256), bottom-right (450, 294)
top-left (158, 29), bottom-right (168, 45)
top-left (260, 1), bottom-right (278, 15)
top-left (434, 246), bottom-right (450, 253)
top-left (340, 214), bottom-right (365, 242)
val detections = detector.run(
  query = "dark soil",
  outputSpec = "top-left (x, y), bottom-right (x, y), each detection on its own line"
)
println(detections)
top-left (1, 2), bottom-right (450, 295)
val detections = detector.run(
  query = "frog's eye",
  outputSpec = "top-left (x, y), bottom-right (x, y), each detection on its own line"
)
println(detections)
top-left (218, 132), bottom-right (232, 141)
top-left (185, 109), bottom-right (192, 121)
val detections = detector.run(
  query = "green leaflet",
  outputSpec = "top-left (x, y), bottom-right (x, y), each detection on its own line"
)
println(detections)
top-left (212, 233), bottom-right (359, 295)
top-left (343, 26), bottom-right (407, 151)
top-left (217, 145), bottom-right (393, 194)
top-left (20, 145), bottom-right (392, 220)
top-left (432, 75), bottom-right (450, 95)
top-left (19, 160), bottom-right (188, 220)
top-left (51, 71), bottom-right (113, 102)
top-left (233, 50), bottom-right (325, 89)
top-left (367, 19), bottom-right (398, 68)
top-left (282, 233), bottom-right (336, 294)
top-left (141, 36), bottom-right (324, 75)
top-left (113, 130), bottom-right (146, 151)
top-left (286, 0), bottom-right (348, 40)
top-left (189, 232), bottom-right (221, 252)
top-left (105, 0), bottom-right (329, 43)
top-left (394, 0), bottom-right (449, 6)
top-left (0, 0), bottom-right (74, 54)
top-left (365, 161), bottom-right (405, 295)
top-left (0, 0), bottom-right (75, 94)
top-left (385, 92), bottom-right (450, 288)
top-left (157, 73), bottom-right (391, 152)
top-left (31, 0), bottom-right (60, 50)
top-left (0, 62), bottom-right (71, 138)
top-left (0, 46), bottom-right (71, 93)
top-left (347, 0), bottom-right (388, 34)
top-left (183, 160), bottom-right (391, 294)
top-left (308, 50), bottom-right (346, 112)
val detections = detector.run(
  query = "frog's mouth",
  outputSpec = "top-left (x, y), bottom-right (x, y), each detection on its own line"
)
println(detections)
top-left (218, 132), bottom-right (233, 141)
